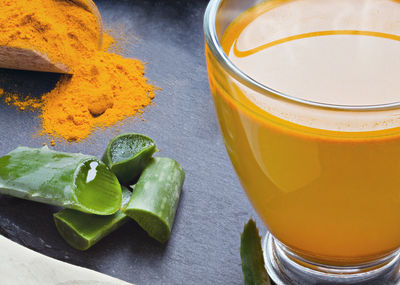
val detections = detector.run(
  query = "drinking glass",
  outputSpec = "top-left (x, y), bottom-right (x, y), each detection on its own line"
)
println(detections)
top-left (204, 0), bottom-right (400, 284)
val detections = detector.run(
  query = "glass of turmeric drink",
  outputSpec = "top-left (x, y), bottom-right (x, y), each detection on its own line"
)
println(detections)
top-left (205, 0), bottom-right (400, 283)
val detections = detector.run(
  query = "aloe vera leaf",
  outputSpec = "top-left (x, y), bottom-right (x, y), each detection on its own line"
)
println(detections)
top-left (123, 157), bottom-right (185, 243)
top-left (102, 133), bottom-right (157, 185)
top-left (241, 219), bottom-right (271, 285)
top-left (54, 187), bottom-right (132, 251)
top-left (0, 146), bottom-right (121, 215)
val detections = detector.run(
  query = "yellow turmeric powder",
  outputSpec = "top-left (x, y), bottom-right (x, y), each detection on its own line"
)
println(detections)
top-left (0, 0), bottom-right (156, 141)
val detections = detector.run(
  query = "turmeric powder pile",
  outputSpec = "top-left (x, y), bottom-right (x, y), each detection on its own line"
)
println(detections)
top-left (0, 0), bottom-right (155, 141)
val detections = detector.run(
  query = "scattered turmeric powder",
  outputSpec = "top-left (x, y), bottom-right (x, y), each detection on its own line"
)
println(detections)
top-left (1, 92), bottom-right (42, 111)
top-left (0, 0), bottom-right (156, 142)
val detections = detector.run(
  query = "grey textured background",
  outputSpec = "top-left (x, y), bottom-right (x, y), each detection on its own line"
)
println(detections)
top-left (0, 0), bottom-right (264, 284)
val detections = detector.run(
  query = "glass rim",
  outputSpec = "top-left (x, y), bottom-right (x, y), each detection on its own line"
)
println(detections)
top-left (203, 0), bottom-right (400, 112)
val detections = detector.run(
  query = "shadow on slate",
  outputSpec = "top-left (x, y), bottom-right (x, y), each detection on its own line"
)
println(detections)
top-left (0, 192), bottom-right (168, 265)
top-left (0, 68), bottom-right (62, 98)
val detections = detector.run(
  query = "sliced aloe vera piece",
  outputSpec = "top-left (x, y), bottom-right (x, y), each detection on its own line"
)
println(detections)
top-left (241, 219), bottom-right (271, 285)
top-left (123, 157), bottom-right (185, 243)
top-left (102, 133), bottom-right (157, 185)
top-left (0, 146), bottom-right (121, 215)
top-left (54, 187), bottom-right (132, 250)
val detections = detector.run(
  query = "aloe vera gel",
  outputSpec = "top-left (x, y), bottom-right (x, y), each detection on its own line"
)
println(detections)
top-left (0, 146), bottom-right (122, 215)
top-left (102, 133), bottom-right (157, 185)
top-left (54, 187), bottom-right (132, 250)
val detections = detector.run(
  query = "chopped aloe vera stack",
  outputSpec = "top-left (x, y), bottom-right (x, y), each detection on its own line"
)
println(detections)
top-left (0, 146), bottom-right (121, 215)
top-left (102, 133), bottom-right (157, 185)
top-left (54, 187), bottom-right (132, 250)
top-left (241, 219), bottom-right (271, 285)
top-left (123, 157), bottom-right (185, 243)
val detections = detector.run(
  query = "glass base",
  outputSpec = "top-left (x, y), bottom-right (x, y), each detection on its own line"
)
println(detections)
top-left (262, 232), bottom-right (400, 285)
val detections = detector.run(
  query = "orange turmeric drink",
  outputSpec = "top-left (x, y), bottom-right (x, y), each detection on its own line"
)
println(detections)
top-left (206, 0), bottom-right (400, 267)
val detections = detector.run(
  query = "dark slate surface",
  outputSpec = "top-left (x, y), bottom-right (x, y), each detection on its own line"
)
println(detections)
top-left (0, 0), bottom-right (263, 284)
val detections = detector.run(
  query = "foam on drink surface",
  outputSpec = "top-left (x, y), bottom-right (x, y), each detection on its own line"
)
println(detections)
top-left (225, 0), bottom-right (400, 132)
